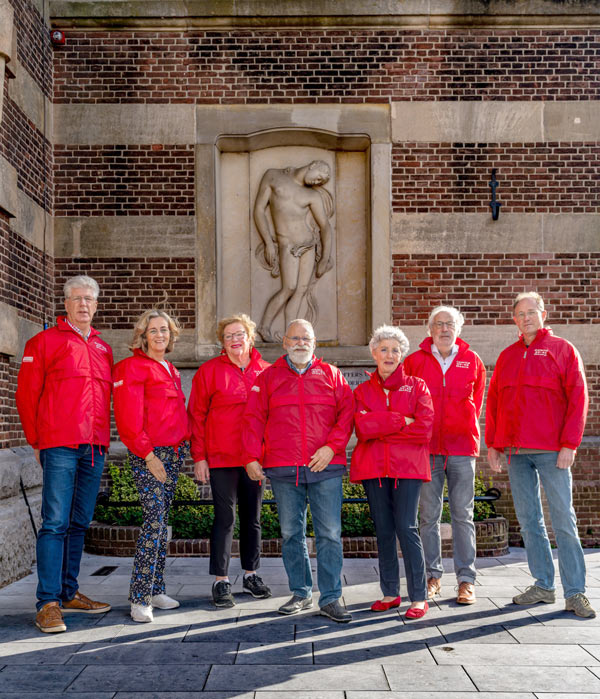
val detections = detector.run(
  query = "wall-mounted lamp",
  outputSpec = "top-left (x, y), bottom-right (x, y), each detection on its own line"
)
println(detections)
top-left (50, 30), bottom-right (65, 46)
top-left (489, 169), bottom-right (501, 221)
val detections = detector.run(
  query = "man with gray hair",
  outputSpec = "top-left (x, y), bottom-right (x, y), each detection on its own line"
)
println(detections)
top-left (486, 291), bottom-right (594, 618)
top-left (16, 275), bottom-right (114, 633)
top-left (404, 305), bottom-right (486, 605)
top-left (243, 319), bottom-right (354, 622)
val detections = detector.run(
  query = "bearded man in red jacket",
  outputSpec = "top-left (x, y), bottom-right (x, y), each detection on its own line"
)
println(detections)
top-left (243, 319), bottom-right (354, 623)
top-left (404, 306), bottom-right (486, 606)
top-left (486, 291), bottom-right (594, 619)
top-left (16, 275), bottom-right (113, 633)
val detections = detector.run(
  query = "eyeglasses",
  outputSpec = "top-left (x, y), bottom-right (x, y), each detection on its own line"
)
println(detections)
top-left (68, 295), bottom-right (96, 305)
top-left (223, 331), bottom-right (247, 342)
top-left (286, 336), bottom-right (315, 343)
top-left (432, 321), bottom-right (455, 329)
top-left (515, 310), bottom-right (540, 320)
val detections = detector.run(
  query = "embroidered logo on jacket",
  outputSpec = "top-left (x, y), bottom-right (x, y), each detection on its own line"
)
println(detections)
top-left (22, 356), bottom-right (34, 363)
top-left (534, 349), bottom-right (549, 357)
top-left (310, 367), bottom-right (326, 376)
top-left (94, 342), bottom-right (108, 352)
top-left (456, 361), bottom-right (471, 369)
top-left (251, 385), bottom-right (260, 392)
top-left (113, 380), bottom-right (123, 388)
top-left (398, 385), bottom-right (412, 392)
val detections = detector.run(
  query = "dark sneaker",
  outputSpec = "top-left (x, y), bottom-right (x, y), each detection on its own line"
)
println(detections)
top-left (565, 593), bottom-right (596, 619)
top-left (278, 595), bottom-right (313, 615)
top-left (212, 580), bottom-right (235, 608)
top-left (512, 585), bottom-right (556, 605)
top-left (320, 600), bottom-right (352, 623)
top-left (242, 574), bottom-right (272, 599)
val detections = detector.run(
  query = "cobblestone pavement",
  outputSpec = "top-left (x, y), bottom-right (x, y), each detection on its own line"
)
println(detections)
top-left (0, 548), bottom-right (599, 698)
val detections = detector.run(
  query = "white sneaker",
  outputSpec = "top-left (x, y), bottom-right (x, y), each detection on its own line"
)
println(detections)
top-left (151, 593), bottom-right (180, 610)
top-left (130, 603), bottom-right (153, 623)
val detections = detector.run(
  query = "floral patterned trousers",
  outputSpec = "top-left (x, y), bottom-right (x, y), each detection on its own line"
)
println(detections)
top-left (128, 445), bottom-right (184, 606)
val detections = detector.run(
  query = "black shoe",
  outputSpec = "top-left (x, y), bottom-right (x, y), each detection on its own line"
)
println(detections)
top-left (278, 595), bottom-right (313, 615)
top-left (320, 600), bottom-right (352, 623)
top-left (212, 580), bottom-right (235, 608)
top-left (242, 574), bottom-right (272, 599)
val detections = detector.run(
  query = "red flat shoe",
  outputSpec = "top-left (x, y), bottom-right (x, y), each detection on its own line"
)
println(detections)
top-left (371, 596), bottom-right (401, 612)
top-left (405, 601), bottom-right (429, 619)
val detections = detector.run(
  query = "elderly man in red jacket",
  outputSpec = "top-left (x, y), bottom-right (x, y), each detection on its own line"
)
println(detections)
top-left (16, 275), bottom-right (113, 633)
top-left (243, 319), bottom-right (354, 623)
top-left (404, 305), bottom-right (486, 605)
top-left (486, 291), bottom-right (594, 618)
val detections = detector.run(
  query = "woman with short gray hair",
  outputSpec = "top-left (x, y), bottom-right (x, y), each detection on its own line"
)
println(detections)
top-left (351, 324), bottom-right (434, 618)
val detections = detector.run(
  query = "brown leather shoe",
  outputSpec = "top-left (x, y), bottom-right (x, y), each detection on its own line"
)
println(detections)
top-left (427, 577), bottom-right (442, 600)
top-left (36, 602), bottom-right (67, 633)
top-left (62, 591), bottom-right (111, 614)
top-left (456, 581), bottom-right (476, 605)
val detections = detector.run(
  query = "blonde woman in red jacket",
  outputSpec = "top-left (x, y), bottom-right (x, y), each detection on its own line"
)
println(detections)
top-left (113, 309), bottom-right (190, 623)
top-left (351, 325), bottom-right (434, 619)
top-left (188, 314), bottom-right (271, 608)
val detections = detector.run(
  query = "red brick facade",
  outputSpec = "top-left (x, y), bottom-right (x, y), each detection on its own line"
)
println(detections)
top-left (53, 29), bottom-right (600, 104)
top-left (392, 143), bottom-right (600, 214)
top-left (54, 145), bottom-right (195, 216)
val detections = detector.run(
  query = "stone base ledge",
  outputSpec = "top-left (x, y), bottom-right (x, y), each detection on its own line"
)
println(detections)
top-left (85, 517), bottom-right (509, 559)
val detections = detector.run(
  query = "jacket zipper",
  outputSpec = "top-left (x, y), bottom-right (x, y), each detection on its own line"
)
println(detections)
top-left (298, 373), bottom-right (308, 466)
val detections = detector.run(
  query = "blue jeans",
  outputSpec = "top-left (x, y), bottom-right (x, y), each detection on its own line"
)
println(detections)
top-left (270, 476), bottom-right (343, 608)
top-left (419, 455), bottom-right (477, 584)
top-left (508, 452), bottom-right (587, 599)
top-left (37, 445), bottom-right (105, 610)
top-left (363, 477), bottom-right (427, 601)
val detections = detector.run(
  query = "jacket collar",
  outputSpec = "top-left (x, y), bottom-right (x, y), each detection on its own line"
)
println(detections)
top-left (368, 362), bottom-right (407, 391)
top-left (519, 326), bottom-right (551, 347)
top-left (56, 315), bottom-right (100, 339)
top-left (219, 346), bottom-right (263, 368)
top-left (275, 353), bottom-right (319, 372)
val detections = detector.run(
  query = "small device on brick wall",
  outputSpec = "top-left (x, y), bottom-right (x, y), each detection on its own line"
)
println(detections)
top-left (489, 169), bottom-right (501, 221)
top-left (50, 30), bottom-right (65, 46)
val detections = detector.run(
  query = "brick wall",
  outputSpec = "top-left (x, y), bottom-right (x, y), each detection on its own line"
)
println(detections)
top-left (52, 29), bottom-right (600, 104)
top-left (54, 257), bottom-right (196, 329)
top-left (9, 0), bottom-right (52, 97)
top-left (392, 253), bottom-right (600, 326)
top-left (54, 145), bottom-right (195, 216)
top-left (392, 143), bottom-right (600, 214)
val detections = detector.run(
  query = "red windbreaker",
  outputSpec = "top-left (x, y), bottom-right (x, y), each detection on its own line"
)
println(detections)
top-left (112, 349), bottom-right (190, 459)
top-left (350, 364), bottom-right (434, 483)
top-left (188, 348), bottom-right (270, 467)
top-left (15, 316), bottom-right (113, 450)
top-left (403, 337), bottom-right (486, 456)
top-left (242, 355), bottom-right (354, 469)
top-left (485, 327), bottom-right (588, 452)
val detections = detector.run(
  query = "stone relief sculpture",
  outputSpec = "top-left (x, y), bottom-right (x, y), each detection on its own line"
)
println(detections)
top-left (253, 160), bottom-right (335, 343)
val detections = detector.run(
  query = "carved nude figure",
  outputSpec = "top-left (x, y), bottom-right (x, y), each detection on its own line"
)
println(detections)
top-left (253, 160), bottom-right (334, 343)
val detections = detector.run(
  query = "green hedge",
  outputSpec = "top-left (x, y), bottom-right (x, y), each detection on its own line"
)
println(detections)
top-left (94, 460), bottom-right (493, 540)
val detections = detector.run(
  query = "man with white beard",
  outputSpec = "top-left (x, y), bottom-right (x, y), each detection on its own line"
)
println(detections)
top-left (243, 319), bottom-right (354, 622)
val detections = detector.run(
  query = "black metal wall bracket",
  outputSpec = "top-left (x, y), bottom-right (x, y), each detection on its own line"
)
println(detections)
top-left (489, 168), bottom-right (502, 220)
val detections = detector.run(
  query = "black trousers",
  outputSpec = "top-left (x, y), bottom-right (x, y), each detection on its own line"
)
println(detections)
top-left (209, 466), bottom-right (264, 576)
top-left (363, 477), bottom-right (427, 601)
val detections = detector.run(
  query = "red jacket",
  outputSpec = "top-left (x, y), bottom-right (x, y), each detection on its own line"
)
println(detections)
top-left (113, 349), bottom-right (190, 459)
top-left (403, 337), bottom-right (486, 456)
top-left (188, 348), bottom-right (270, 467)
top-left (242, 355), bottom-right (354, 469)
top-left (350, 365), bottom-right (434, 483)
top-left (15, 316), bottom-right (113, 450)
top-left (485, 327), bottom-right (588, 452)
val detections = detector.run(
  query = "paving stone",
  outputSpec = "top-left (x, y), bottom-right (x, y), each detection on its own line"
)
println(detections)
top-left (0, 641), bottom-right (83, 664)
top-left (296, 614), bottom-right (443, 644)
top-left (436, 622), bottom-right (518, 643)
top-left (466, 665), bottom-right (600, 692)
top-left (314, 639), bottom-right (432, 664)
top-left (0, 694), bottom-right (115, 698)
top-left (509, 626), bottom-right (600, 644)
top-left (256, 693), bottom-right (344, 699)
top-left (185, 619), bottom-right (295, 643)
top-left (205, 664), bottom-right (389, 691)
top-left (67, 640), bottom-right (237, 664)
top-left (112, 623), bottom-right (191, 643)
top-left (346, 694), bottom-right (536, 699)
top-left (583, 646), bottom-right (600, 662)
top-left (236, 641), bottom-right (313, 664)
top-left (0, 666), bottom-right (83, 692)
top-left (384, 664), bottom-right (476, 692)
top-left (0, 613), bottom-right (111, 643)
top-left (115, 694), bottom-right (254, 699)
top-left (534, 695), bottom-right (600, 699)
top-left (432, 642), bottom-right (599, 666)
top-left (67, 664), bottom-right (211, 692)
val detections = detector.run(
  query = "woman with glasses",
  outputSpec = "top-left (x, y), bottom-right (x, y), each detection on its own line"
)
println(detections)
top-left (113, 309), bottom-right (190, 622)
top-left (351, 325), bottom-right (434, 619)
top-left (188, 314), bottom-right (271, 607)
